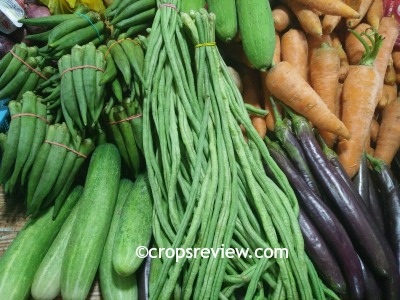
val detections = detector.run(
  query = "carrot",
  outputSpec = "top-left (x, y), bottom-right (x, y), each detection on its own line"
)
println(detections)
top-left (345, 0), bottom-right (362, 10)
top-left (307, 34), bottom-right (332, 65)
top-left (265, 60), bottom-right (350, 139)
top-left (366, 0), bottom-right (383, 29)
top-left (396, 72), bottom-right (400, 85)
top-left (332, 33), bottom-right (350, 82)
top-left (272, 5), bottom-right (292, 32)
top-left (322, 15), bottom-right (342, 34)
top-left (281, 29), bottom-right (308, 81)
top-left (336, 82), bottom-right (344, 119)
top-left (310, 42), bottom-right (341, 147)
top-left (293, 0), bottom-right (360, 18)
top-left (374, 97), bottom-right (400, 165)
top-left (384, 57), bottom-right (397, 85)
top-left (282, 0), bottom-right (323, 36)
top-left (375, 17), bottom-right (400, 83)
top-left (347, 0), bottom-right (374, 28)
top-left (370, 118), bottom-right (380, 143)
top-left (345, 23), bottom-right (372, 65)
top-left (376, 86), bottom-right (389, 109)
top-left (337, 29), bottom-right (385, 178)
top-left (392, 49), bottom-right (400, 72)
top-left (273, 31), bottom-right (281, 65)
top-left (384, 83), bottom-right (397, 104)
top-left (242, 67), bottom-right (267, 138)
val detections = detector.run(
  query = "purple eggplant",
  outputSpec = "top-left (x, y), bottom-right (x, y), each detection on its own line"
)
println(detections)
top-left (298, 208), bottom-right (347, 295)
top-left (138, 255), bottom-right (151, 300)
top-left (368, 170), bottom-right (385, 233)
top-left (358, 256), bottom-right (382, 300)
top-left (368, 155), bottom-right (400, 274)
top-left (289, 111), bottom-right (393, 279)
top-left (265, 137), bottom-right (363, 299)
top-left (352, 152), bottom-right (370, 209)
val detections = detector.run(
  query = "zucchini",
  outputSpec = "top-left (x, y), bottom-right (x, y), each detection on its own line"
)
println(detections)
top-left (236, 0), bottom-right (275, 70)
top-left (0, 186), bottom-right (82, 300)
top-left (61, 143), bottom-right (121, 300)
top-left (31, 200), bottom-right (80, 300)
top-left (207, 0), bottom-right (238, 42)
top-left (112, 173), bottom-right (153, 276)
top-left (99, 179), bottom-right (138, 300)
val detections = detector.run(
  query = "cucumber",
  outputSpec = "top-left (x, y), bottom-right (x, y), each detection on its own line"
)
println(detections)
top-left (236, 0), bottom-right (275, 70)
top-left (181, 0), bottom-right (206, 13)
top-left (0, 186), bottom-right (82, 300)
top-left (113, 173), bottom-right (153, 276)
top-left (31, 200), bottom-right (80, 300)
top-left (207, 0), bottom-right (237, 42)
top-left (99, 179), bottom-right (138, 300)
top-left (61, 143), bottom-right (121, 300)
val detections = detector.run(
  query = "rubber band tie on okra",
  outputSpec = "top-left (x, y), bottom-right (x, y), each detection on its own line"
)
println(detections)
top-left (43, 140), bottom-right (88, 158)
top-left (108, 113), bottom-right (143, 125)
top-left (11, 113), bottom-right (49, 124)
top-left (75, 12), bottom-right (102, 41)
top-left (9, 50), bottom-right (48, 80)
top-left (61, 65), bottom-right (104, 77)
top-left (104, 38), bottom-right (141, 59)
top-left (195, 42), bottom-right (216, 48)
top-left (159, 3), bottom-right (177, 10)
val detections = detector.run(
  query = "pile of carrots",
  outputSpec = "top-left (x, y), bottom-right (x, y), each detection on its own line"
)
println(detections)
top-left (223, 0), bottom-right (400, 180)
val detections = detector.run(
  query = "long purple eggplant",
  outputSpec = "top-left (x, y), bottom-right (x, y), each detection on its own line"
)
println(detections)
top-left (298, 208), bottom-right (347, 295)
top-left (352, 152), bottom-right (370, 209)
top-left (358, 256), bottom-right (382, 300)
top-left (265, 137), bottom-right (363, 299)
top-left (368, 155), bottom-right (400, 273)
top-left (289, 111), bottom-right (393, 278)
top-left (270, 97), bottom-right (321, 197)
top-left (368, 170), bottom-right (385, 233)
top-left (138, 255), bottom-right (151, 300)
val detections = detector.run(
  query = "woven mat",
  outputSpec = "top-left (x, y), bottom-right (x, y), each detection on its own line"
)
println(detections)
top-left (0, 189), bottom-right (102, 299)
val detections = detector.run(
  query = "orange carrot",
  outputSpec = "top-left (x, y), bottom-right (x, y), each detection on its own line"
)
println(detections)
top-left (376, 86), bottom-right (389, 109)
top-left (293, 0), bottom-right (360, 18)
top-left (307, 34), bottom-right (332, 64)
top-left (384, 57), bottom-right (397, 85)
top-left (345, 0), bottom-right (362, 10)
top-left (261, 72), bottom-right (280, 132)
top-left (375, 17), bottom-right (400, 82)
top-left (337, 29), bottom-right (384, 177)
top-left (392, 49), bottom-right (400, 72)
top-left (332, 33), bottom-right (350, 82)
top-left (384, 83), bottom-right (397, 104)
top-left (336, 82), bottom-right (344, 119)
top-left (370, 118), bottom-right (380, 143)
top-left (322, 15), bottom-right (342, 34)
top-left (397, 72), bottom-right (400, 85)
top-left (272, 5), bottom-right (292, 32)
top-left (345, 23), bottom-right (372, 65)
top-left (282, 0), bottom-right (323, 36)
top-left (265, 61), bottom-right (350, 139)
top-left (366, 0), bottom-right (383, 29)
top-left (374, 97), bottom-right (400, 164)
top-left (241, 67), bottom-right (267, 139)
top-left (310, 42), bottom-right (341, 147)
top-left (281, 29), bottom-right (308, 81)
top-left (347, 0), bottom-right (374, 28)
top-left (273, 31), bottom-right (281, 65)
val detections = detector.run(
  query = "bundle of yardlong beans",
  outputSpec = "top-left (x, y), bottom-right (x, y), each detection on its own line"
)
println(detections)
top-left (143, 1), bottom-right (337, 299)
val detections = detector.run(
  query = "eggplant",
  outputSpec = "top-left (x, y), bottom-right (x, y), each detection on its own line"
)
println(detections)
top-left (264, 137), bottom-right (364, 299)
top-left (138, 255), bottom-right (151, 300)
top-left (269, 98), bottom-right (321, 197)
top-left (298, 208), bottom-right (347, 295)
top-left (368, 155), bottom-right (400, 273)
top-left (289, 111), bottom-right (393, 279)
top-left (368, 171), bottom-right (385, 233)
top-left (352, 152), bottom-right (370, 209)
top-left (358, 257), bottom-right (382, 300)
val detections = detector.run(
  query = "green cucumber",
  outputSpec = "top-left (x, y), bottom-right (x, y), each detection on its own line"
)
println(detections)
top-left (31, 199), bottom-right (80, 300)
top-left (99, 179), bottom-right (138, 300)
top-left (207, 0), bottom-right (238, 42)
top-left (113, 173), bottom-right (152, 276)
top-left (236, 0), bottom-right (275, 70)
top-left (0, 186), bottom-right (82, 300)
top-left (181, 0), bottom-right (206, 13)
top-left (61, 143), bottom-right (121, 300)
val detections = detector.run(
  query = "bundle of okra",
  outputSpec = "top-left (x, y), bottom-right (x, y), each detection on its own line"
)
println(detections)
top-left (0, 92), bottom-right (95, 217)
top-left (143, 4), bottom-right (337, 299)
